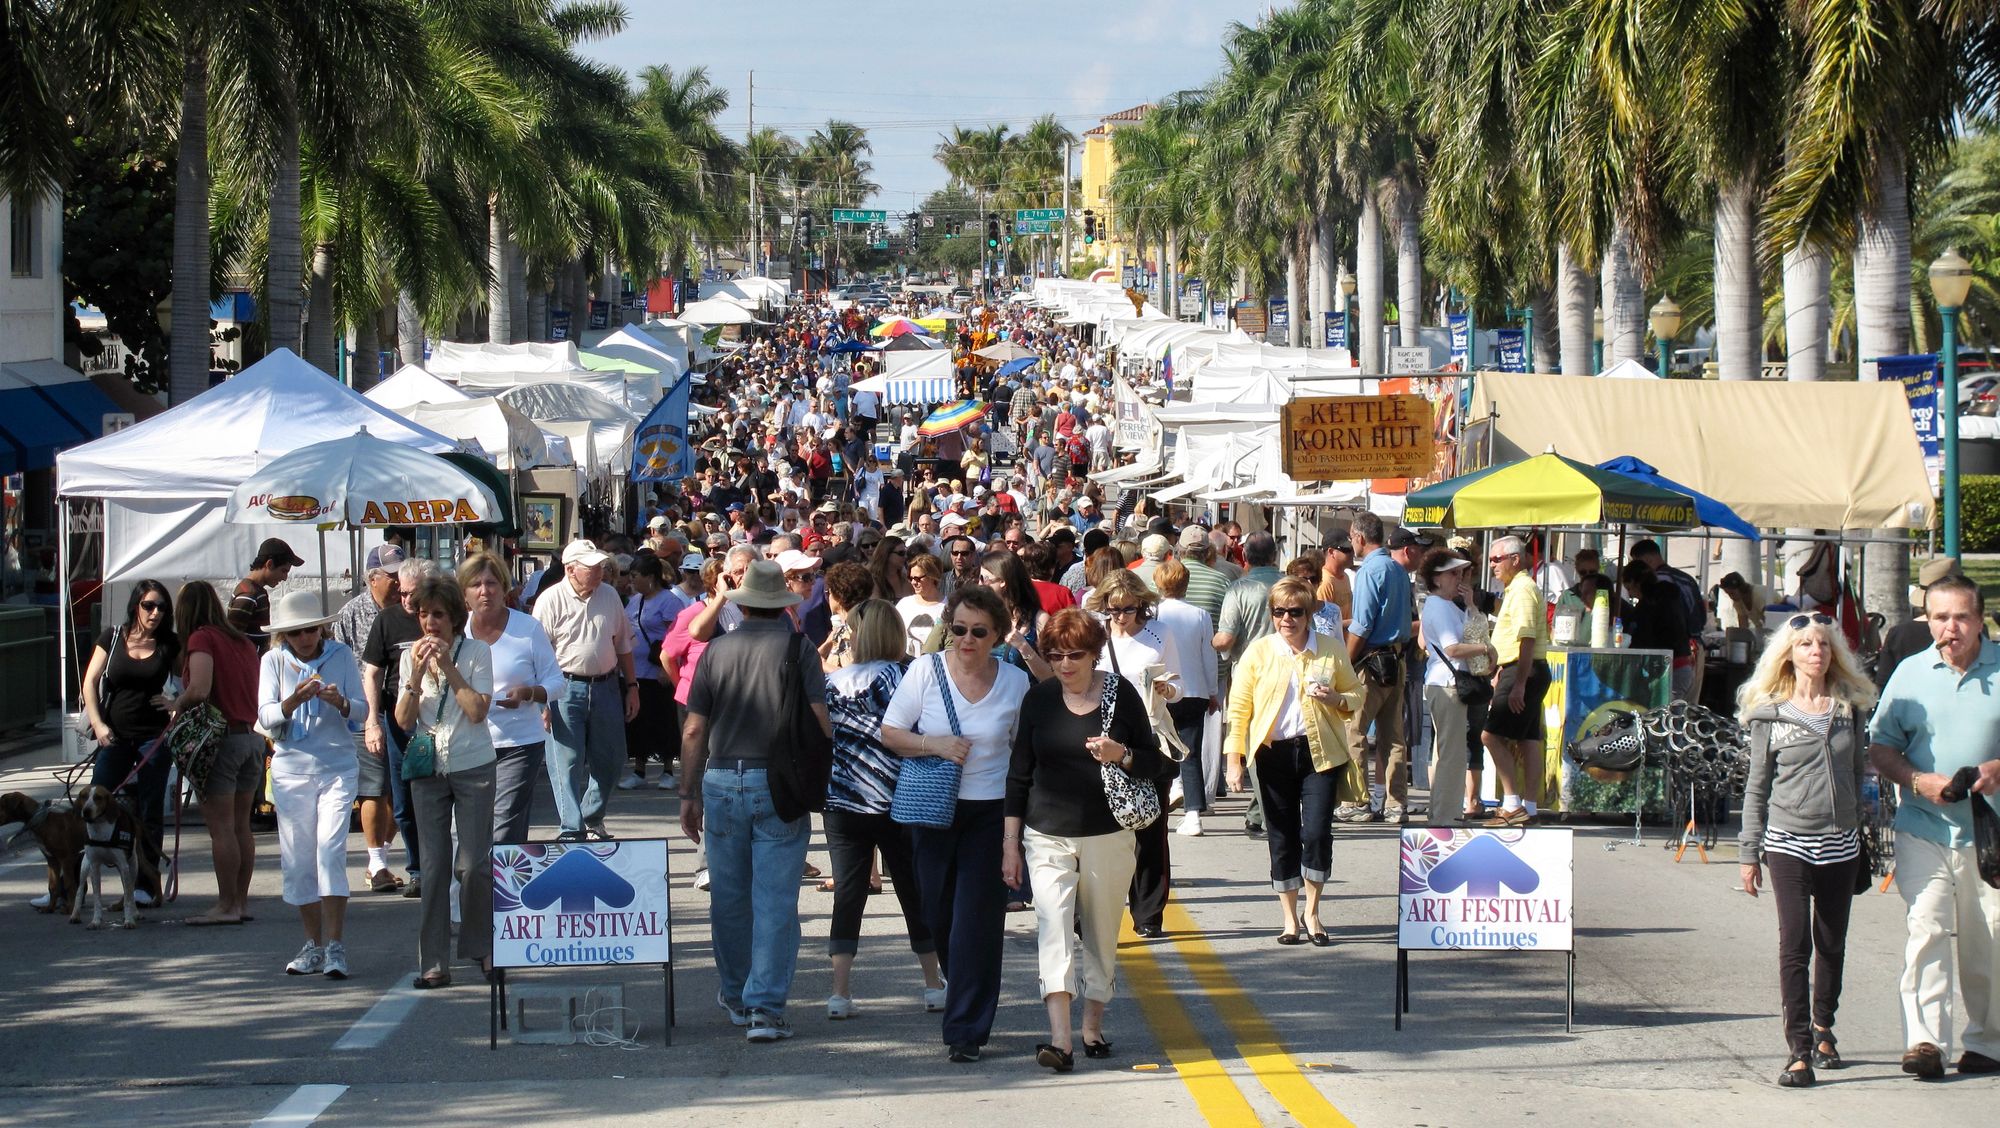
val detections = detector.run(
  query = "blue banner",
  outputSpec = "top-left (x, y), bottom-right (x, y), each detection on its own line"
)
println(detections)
top-left (1326, 311), bottom-right (1346, 350)
top-left (1185, 278), bottom-right (1205, 307)
top-left (551, 310), bottom-right (572, 341)
top-left (630, 374), bottom-right (695, 483)
top-left (1449, 314), bottom-right (1471, 370)
top-left (1210, 299), bottom-right (1227, 322)
top-left (1269, 298), bottom-right (1289, 329)
top-left (1879, 353), bottom-right (1942, 498)
top-left (1495, 329), bottom-right (1527, 373)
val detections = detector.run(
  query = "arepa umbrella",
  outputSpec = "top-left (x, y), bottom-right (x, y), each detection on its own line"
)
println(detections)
top-left (917, 399), bottom-right (988, 438)
top-left (1402, 449), bottom-right (1698, 531)
top-left (1595, 456), bottom-right (1761, 541)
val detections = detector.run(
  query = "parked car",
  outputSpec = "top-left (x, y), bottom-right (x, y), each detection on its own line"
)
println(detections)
top-left (1958, 373), bottom-right (2000, 413)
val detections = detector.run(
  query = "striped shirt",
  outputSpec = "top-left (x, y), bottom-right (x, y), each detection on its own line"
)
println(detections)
top-left (826, 659), bottom-right (906, 815)
top-left (1763, 701), bottom-right (1861, 865)
top-left (1180, 558), bottom-right (1231, 623)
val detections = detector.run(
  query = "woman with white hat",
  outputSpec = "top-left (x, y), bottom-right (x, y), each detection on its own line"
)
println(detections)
top-left (257, 590), bottom-right (367, 979)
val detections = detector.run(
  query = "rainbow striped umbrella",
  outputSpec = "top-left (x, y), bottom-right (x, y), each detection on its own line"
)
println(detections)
top-left (870, 317), bottom-right (929, 338)
top-left (917, 399), bottom-right (987, 437)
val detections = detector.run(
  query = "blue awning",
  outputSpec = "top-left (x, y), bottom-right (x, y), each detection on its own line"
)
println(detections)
top-left (0, 364), bottom-right (125, 474)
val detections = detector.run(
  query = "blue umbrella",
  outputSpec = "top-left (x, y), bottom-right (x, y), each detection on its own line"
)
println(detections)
top-left (830, 339), bottom-right (878, 354)
top-left (995, 356), bottom-right (1039, 378)
top-left (1595, 456), bottom-right (1761, 541)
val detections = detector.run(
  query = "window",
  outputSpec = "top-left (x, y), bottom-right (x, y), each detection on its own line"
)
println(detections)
top-left (9, 196), bottom-right (37, 278)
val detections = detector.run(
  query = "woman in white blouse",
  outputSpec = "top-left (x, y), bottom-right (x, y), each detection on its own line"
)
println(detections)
top-left (459, 553), bottom-right (562, 844)
top-left (1083, 570), bottom-right (1180, 937)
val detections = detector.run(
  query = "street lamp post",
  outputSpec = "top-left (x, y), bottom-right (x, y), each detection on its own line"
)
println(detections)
top-left (1338, 268), bottom-right (1356, 358)
top-left (1931, 248), bottom-right (1974, 555)
top-left (1649, 296), bottom-right (1682, 378)
top-left (1506, 305), bottom-right (1534, 371)
top-left (1591, 308), bottom-right (1604, 374)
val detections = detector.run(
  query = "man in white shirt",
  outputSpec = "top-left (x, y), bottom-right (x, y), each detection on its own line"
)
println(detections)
top-left (533, 540), bottom-right (641, 841)
top-left (1084, 415), bottom-right (1113, 472)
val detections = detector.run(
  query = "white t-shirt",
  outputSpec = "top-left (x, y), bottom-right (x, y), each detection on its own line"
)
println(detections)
top-left (1099, 628), bottom-right (1176, 711)
top-left (1152, 598), bottom-right (1219, 700)
top-left (881, 653), bottom-right (1029, 801)
top-left (479, 609), bottom-right (563, 749)
top-left (854, 389), bottom-right (880, 418)
top-left (895, 595), bottom-right (945, 656)
top-left (1420, 594), bottom-right (1468, 689)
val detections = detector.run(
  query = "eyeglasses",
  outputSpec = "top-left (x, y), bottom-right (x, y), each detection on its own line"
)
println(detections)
top-left (1785, 613), bottom-right (1836, 630)
top-left (950, 548), bottom-right (974, 557)
top-left (907, 571), bottom-right (933, 581)
top-left (1046, 649), bottom-right (1091, 663)
top-left (1270, 606), bottom-right (1309, 619)
top-left (1106, 605), bottom-right (1141, 617)
top-left (948, 624), bottom-right (992, 639)
top-left (1488, 554), bottom-right (1516, 563)
top-left (139, 601), bottom-right (167, 612)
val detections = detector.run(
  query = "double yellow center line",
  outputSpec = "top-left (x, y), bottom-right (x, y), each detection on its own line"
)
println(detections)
top-left (1121, 903), bottom-right (1356, 1127)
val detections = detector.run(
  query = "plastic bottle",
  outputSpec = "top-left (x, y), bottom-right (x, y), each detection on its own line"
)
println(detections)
top-left (1553, 590), bottom-right (1587, 646)
top-left (1590, 590), bottom-right (1613, 648)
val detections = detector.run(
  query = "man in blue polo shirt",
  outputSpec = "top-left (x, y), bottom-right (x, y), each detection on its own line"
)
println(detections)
top-left (1869, 575), bottom-right (2000, 1079)
top-left (1339, 515), bottom-right (1426, 824)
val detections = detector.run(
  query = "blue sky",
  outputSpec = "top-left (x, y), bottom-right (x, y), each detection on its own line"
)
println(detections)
top-left (583, 0), bottom-right (1275, 211)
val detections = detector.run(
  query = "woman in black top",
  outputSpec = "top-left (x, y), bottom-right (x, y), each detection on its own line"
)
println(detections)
top-left (80, 580), bottom-right (179, 902)
top-left (1003, 609), bottom-right (1158, 1074)
top-left (1619, 561), bottom-right (1692, 657)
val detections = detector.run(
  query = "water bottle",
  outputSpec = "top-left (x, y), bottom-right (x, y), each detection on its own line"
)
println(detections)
top-left (1861, 771), bottom-right (1882, 820)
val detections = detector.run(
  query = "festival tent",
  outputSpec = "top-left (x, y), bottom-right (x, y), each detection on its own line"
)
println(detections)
top-left (427, 340), bottom-right (581, 377)
top-left (701, 277), bottom-right (789, 308)
top-left (396, 398), bottom-right (552, 471)
top-left (1598, 357), bottom-right (1660, 380)
top-left (680, 297), bottom-right (766, 326)
top-left (365, 364), bottom-right (474, 411)
top-left (497, 381), bottom-right (638, 480)
top-left (853, 350), bottom-right (956, 404)
top-left (585, 325), bottom-right (687, 383)
top-left (1466, 371), bottom-right (1932, 529)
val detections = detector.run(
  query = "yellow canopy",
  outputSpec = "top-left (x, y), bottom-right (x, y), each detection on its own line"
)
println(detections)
top-left (1466, 372), bottom-right (1933, 529)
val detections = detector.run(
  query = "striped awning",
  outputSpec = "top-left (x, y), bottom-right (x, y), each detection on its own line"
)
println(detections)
top-left (885, 375), bottom-right (955, 405)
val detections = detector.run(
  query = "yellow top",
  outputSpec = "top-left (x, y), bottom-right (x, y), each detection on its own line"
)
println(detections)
top-left (1225, 632), bottom-right (1364, 774)
top-left (1492, 571), bottom-right (1549, 666)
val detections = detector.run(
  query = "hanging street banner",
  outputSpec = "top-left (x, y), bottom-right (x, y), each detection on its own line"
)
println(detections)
top-left (1279, 393), bottom-right (1436, 480)
top-left (1184, 278), bottom-right (1205, 308)
top-left (1211, 298), bottom-right (1228, 322)
top-left (492, 839), bottom-right (671, 968)
top-left (630, 374), bottom-right (695, 482)
top-left (1326, 311), bottom-right (1346, 350)
top-left (1448, 314), bottom-right (1471, 369)
top-left (1495, 329), bottom-right (1527, 373)
top-left (1398, 829), bottom-right (1573, 952)
top-left (1269, 298), bottom-right (1290, 330)
top-left (551, 310), bottom-right (572, 341)
top-left (588, 300), bottom-right (611, 331)
top-left (1876, 353), bottom-right (1944, 498)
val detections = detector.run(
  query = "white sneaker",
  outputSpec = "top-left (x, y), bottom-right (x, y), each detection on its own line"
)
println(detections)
top-left (656, 772), bottom-right (677, 790)
top-left (923, 985), bottom-right (947, 1013)
top-left (616, 772), bottom-right (643, 790)
top-left (285, 942), bottom-right (325, 976)
top-left (322, 941), bottom-right (349, 979)
top-left (29, 892), bottom-right (51, 909)
top-left (693, 868), bottom-right (710, 891)
top-left (717, 989), bottom-right (749, 1026)
top-left (1176, 811), bottom-right (1205, 837)
top-left (133, 889), bottom-right (158, 908)
top-left (827, 994), bottom-right (854, 1020)
top-left (746, 1013), bottom-right (794, 1042)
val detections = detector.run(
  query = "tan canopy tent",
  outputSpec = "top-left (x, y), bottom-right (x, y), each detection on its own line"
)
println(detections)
top-left (1466, 372), bottom-right (1933, 530)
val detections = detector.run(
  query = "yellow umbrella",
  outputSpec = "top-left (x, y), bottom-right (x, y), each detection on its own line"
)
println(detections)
top-left (1402, 451), bottom-right (1698, 530)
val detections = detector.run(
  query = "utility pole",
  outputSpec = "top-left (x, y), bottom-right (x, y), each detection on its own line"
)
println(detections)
top-left (747, 70), bottom-right (758, 277)
top-left (1061, 140), bottom-right (1072, 278)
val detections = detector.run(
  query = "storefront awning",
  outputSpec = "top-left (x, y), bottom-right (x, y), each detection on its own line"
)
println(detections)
top-left (0, 361), bottom-right (126, 474)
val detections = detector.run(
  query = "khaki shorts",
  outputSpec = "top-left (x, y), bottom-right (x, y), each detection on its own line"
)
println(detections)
top-left (208, 732), bottom-right (267, 796)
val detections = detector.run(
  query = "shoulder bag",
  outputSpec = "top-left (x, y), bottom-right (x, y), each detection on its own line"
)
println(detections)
top-left (1096, 670), bottom-right (1162, 831)
top-left (768, 631), bottom-right (834, 822)
top-left (162, 702), bottom-right (226, 798)
top-left (890, 653), bottom-right (964, 829)
top-left (1429, 642), bottom-right (1493, 706)
top-left (398, 640), bottom-right (461, 782)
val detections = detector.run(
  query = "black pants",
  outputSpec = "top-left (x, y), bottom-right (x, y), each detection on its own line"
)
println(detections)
top-left (1128, 779), bottom-right (1171, 930)
top-left (1766, 850), bottom-right (1859, 1058)
top-left (824, 809), bottom-right (934, 957)
top-left (1255, 736), bottom-right (1337, 891)
top-left (91, 737), bottom-right (170, 896)
top-left (626, 680), bottom-right (677, 771)
top-left (912, 798), bottom-right (1006, 1047)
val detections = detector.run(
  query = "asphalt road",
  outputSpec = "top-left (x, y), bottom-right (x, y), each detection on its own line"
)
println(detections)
top-left (1, 738), bottom-right (1993, 1127)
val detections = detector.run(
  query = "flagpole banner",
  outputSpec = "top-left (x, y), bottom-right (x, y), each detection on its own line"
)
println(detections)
top-left (492, 839), bottom-right (671, 968)
top-left (1448, 314), bottom-right (1471, 369)
top-left (1398, 828), bottom-right (1573, 952)
top-left (631, 374), bottom-right (694, 482)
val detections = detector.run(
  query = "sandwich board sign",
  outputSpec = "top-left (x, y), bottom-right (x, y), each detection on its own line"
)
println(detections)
top-left (1394, 828), bottom-right (1575, 1030)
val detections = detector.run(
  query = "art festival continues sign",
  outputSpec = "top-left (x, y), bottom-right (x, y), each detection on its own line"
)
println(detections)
top-left (1397, 828), bottom-right (1572, 951)
top-left (1280, 394), bottom-right (1435, 481)
top-left (492, 840), bottom-right (670, 968)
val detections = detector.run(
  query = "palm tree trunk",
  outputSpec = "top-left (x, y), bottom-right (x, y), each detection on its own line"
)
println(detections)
top-left (487, 197), bottom-right (511, 344)
top-left (1713, 178), bottom-right (1762, 381)
top-left (169, 42), bottom-right (211, 404)
top-left (1556, 243), bottom-right (1594, 375)
top-left (352, 310), bottom-right (380, 390)
top-left (1395, 181), bottom-right (1422, 347)
top-left (527, 281), bottom-right (549, 344)
top-left (1782, 240), bottom-right (1831, 381)
top-left (507, 236), bottom-right (529, 336)
top-left (1855, 146), bottom-right (1914, 623)
top-left (1357, 191), bottom-right (1384, 373)
top-left (266, 72), bottom-right (303, 357)
top-left (304, 241), bottom-right (337, 375)
top-left (1603, 222), bottom-right (1644, 366)
top-left (1285, 248), bottom-right (1302, 348)
top-left (1307, 222), bottom-right (1326, 348)
top-left (1164, 227), bottom-right (1179, 319)
top-left (397, 290), bottom-right (425, 365)
top-left (1530, 290), bottom-right (1556, 373)
top-left (1317, 217), bottom-right (1338, 340)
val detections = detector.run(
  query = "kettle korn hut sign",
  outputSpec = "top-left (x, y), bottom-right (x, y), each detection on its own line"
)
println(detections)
top-left (1280, 394), bottom-right (1435, 480)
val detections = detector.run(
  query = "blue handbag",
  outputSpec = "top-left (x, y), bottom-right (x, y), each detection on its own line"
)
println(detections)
top-left (890, 654), bottom-right (964, 829)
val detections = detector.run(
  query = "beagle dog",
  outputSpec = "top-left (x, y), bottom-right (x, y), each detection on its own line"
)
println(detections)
top-left (0, 791), bottom-right (84, 916)
top-left (70, 785), bottom-right (157, 930)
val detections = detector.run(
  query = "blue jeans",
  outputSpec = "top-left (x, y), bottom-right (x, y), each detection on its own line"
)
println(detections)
top-left (547, 677), bottom-right (627, 834)
top-left (91, 737), bottom-right (171, 892)
top-left (1169, 698), bottom-right (1209, 814)
top-left (703, 766), bottom-right (808, 1019)
top-left (381, 714), bottom-right (419, 877)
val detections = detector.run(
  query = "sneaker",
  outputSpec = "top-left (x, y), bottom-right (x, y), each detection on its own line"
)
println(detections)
top-left (746, 1013), bottom-right (794, 1042)
top-left (554, 830), bottom-right (587, 843)
top-left (1166, 781), bottom-right (1184, 811)
top-left (923, 985), bottom-right (947, 1013)
top-left (693, 868), bottom-right (710, 891)
top-left (29, 891), bottom-right (51, 909)
top-left (616, 772), bottom-right (643, 790)
top-left (656, 772), bottom-right (678, 790)
top-left (402, 875), bottom-right (422, 899)
top-left (285, 942), bottom-right (325, 976)
top-left (585, 824), bottom-right (615, 841)
top-left (133, 889), bottom-right (158, 908)
top-left (1381, 804), bottom-right (1407, 826)
top-left (947, 1042), bottom-right (981, 1063)
top-left (1176, 811), bottom-right (1205, 837)
top-left (1332, 804), bottom-right (1374, 824)
top-left (826, 995), bottom-right (854, 1020)
top-left (717, 989), bottom-right (749, 1027)
top-left (322, 941), bottom-right (349, 980)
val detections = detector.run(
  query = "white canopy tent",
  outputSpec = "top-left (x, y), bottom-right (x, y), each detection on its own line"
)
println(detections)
top-left (589, 325), bottom-right (687, 382)
top-left (497, 382), bottom-right (638, 480)
top-left (427, 340), bottom-right (581, 377)
top-left (680, 297), bottom-right (766, 326)
top-left (1598, 357), bottom-right (1660, 380)
top-left (454, 365), bottom-right (656, 417)
top-left (855, 350), bottom-right (956, 405)
top-left (396, 398), bottom-right (552, 471)
top-left (365, 365), bottom-right (473, 411)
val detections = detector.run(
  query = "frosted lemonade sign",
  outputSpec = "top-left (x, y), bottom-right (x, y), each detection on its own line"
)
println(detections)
top-left (491, 840), bottom-right (670, 968)
top-left (1398, 829), bottom-right (1572, 951)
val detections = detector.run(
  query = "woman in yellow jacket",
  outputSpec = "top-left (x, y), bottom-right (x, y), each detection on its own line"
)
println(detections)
top-left (1225, 577), bottom-right (1367, 945)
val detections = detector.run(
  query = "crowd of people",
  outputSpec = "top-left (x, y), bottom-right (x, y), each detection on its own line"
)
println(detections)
top-left (65, 283), bottom-right (2000, 1084)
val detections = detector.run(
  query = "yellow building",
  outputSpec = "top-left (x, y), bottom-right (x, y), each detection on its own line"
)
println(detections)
top-left (1078, 104), bottom-right (1151, 276)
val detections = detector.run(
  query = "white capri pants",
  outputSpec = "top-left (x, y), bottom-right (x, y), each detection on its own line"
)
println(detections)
top-left (273, 769), bottom-right (359, 906)
top-left (1026, 826), bottom-right (1138, 1003)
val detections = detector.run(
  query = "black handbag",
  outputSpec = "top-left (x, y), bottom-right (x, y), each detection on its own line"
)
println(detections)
top-left (1974, 793), bottom-right (2000, 891)
top-left (1358, 645), bottom-right (1402, 688)
top-left (768, 630), bottom-right (833, 822)
top-left (1429, 643), bottom-right (1493, 706)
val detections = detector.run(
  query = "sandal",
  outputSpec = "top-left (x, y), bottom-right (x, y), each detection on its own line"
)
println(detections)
top-left (1276, 930), bottom-right (1303, 946)
top-left (1082, 1038), bottom-right (1113, 1059)
top-left (412, 974), bottom-right (452, 990)
top-left (1035, 1043), bottom-right (1075, 1073)
top-left (1776, 1053), bottom-right (1815, 1088)
top-left (1305, 918), bottom-right (1332, 947)
top-left (1811, 1028), bottom-right (1841, 1070)
top-left (816, 878), bottom-right (836, 893)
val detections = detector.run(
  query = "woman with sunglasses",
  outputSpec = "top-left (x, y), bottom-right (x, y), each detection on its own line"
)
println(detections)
top-left (256, 591), bottom-right (366, 978)
top-left (80, 581), bottom-right (179, 907)
top-left (1736, 611), bottom-right (1875, 1088)
top-left (881, 585), bottom-right (1031, 1064)
top-left (897, 552), bottom-right (947, 656)
top-left (1004, 608), bottom-right (1159, 1073)
top-left (1083, 570), bottom-right (1182, 936)
top-left (1224, 577), bottom-right (1366, 946)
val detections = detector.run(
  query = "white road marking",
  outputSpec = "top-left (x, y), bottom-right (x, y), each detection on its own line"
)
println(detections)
top-left (252, 1084), bottom-right (347, 1127)
top-left (333, 983), bottom-right (423, 1051)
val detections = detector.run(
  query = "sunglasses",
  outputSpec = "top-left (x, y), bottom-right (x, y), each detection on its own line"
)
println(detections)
top-left (1270, 606), bottom-right (1309, 619)
top-left (1786, 613), bottom-right (1836, 630)
top-left (948, 624), bottom-right (992, 639)
top-left (1046, 649), bottom-right (1091, 663)
top-left (139, 601), bottom-right (167, 612)
top-left (1106, 605), bottom-right (1141, 617)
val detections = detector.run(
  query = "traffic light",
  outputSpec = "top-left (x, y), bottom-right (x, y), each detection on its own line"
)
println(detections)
top-left (1083, 209), bottom-right (1097, 245)
top-left (799, 212), bottom-right (813, 248)
top-left (986, 214), bottom-right (1000, 249)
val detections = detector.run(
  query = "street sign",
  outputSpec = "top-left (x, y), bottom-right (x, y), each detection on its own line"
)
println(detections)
top-left (1390, 345), bottom-right (1432, 374)
top-left (830, 208), bottom-right (886, 224)
top-left (1014, 219), bottom-right (1057, 235)
top-left (921, 215), bottom-right (935, 228)
top-left (1280, 394), bottom-right (1436, 480)
top-left (1015, 208), bottom-right (1065, 222)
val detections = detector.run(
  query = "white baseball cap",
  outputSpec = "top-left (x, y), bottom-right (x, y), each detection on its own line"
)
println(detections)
top-left (561, 540), bottom-right (611, 567)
